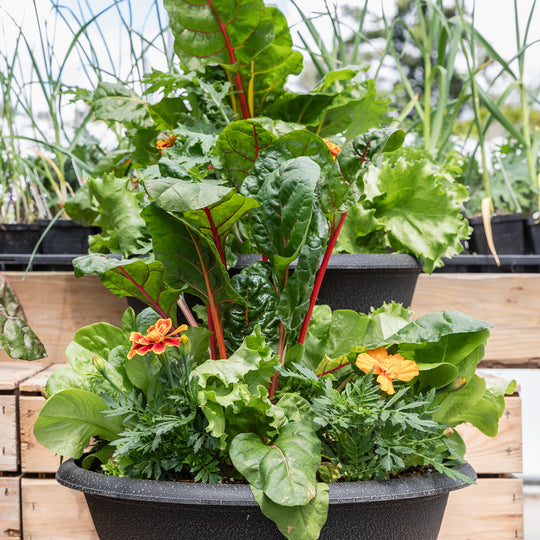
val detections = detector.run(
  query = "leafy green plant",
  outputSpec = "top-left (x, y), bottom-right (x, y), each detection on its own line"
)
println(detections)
top-left (0, 0), bottom-right (172, 223)
top-left (458, 0), bottom-right (540, 217)
top-left (31, 2), bottom-right (511, 540)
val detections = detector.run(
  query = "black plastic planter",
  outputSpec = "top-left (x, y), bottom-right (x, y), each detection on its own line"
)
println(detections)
top-left (525, 218), bottom-right (540, 254)
top-left (37, 219), bottom-right (97, 255)
top-left (0, 223), bottom-right (42, 254)
top-left (56, 459), bottom-right (475, 540)
top-left (237, 253), bottom-right (422, 314)
top-left (468, 213), bottom-right (526, 255)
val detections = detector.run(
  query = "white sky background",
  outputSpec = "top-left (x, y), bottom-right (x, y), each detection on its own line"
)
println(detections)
top-left (3, 0), bottom-right (540, 89)
top-left (2, 0), bottom-right (540, 146)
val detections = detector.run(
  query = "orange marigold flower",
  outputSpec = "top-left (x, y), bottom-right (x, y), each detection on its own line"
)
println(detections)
top-left (355, 346), bottom-right (419, 394)
top-left (156, 134), bottom-right (177, 152)
top-left (322, 138), bottom-right (341, 160)
top-left (127, 318), bottom-right (188, 359)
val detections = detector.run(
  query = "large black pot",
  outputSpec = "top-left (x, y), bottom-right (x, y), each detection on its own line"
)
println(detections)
top-left (56, 459), bottom-right (474, 540)
top-left (237, 253), bottom-right (422, 313)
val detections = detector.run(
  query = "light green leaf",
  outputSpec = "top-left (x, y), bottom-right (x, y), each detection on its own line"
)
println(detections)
top-left (34, 389), bottom-right (124, 458)
top-left (230, 422), bottom-right (321, 506)
top-left (93, 82), bottom-right (153, 128)
top-left (252, 483), bottom-right (329, 540)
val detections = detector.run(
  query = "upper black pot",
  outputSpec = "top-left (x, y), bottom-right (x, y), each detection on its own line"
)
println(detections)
top-left (57, 458), bottom-right (474, 540)
top-left (237, 253), bottom-right (422, 314)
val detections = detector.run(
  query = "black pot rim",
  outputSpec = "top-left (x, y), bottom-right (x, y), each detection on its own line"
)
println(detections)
top-left (468, 212), bottom-right (524, 225)
top-left (236, 253), bottom-right (422, 271)
top-left (56, 459), bottom-right (475, 506)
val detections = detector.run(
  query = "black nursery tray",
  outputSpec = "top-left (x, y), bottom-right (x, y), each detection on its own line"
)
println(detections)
top-left (0, 254), bottom-right (86, 271)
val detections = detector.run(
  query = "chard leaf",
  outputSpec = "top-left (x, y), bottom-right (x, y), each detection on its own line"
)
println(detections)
top-left (0, 275), bottom-right (24, 319)
top-left (184, 190), bottom-right (260, 252)
top-left (241, 129), bottom-right (333, 188)
top-left (144, 176), bottom-right (232, 213)
top-left (251, 483), bottom-right (329, 540)
top-left (236, 7), bottom-right (303, 115)
top-left (230, 422), bottom-right (321, 506)
top-left (0, 307), bottom-right (46, 360)
top-left (319, 128), bottom-right (405, 216)
top-left (278, 207), bottom-right (329, 341)
top-left (34, 388), bottom-right (124, 458)
top-left (222, 263), bottom-right (281, 351)
top-left (265, 75), bottom-right (390, 141)
top-left (248, 156), bottom-right (320, 285)
top-left (216, 120), bottom-right (276, 188)
top-left (142, 204), bottom-right (243, 315)
top-left (92, 82), bottom-right (153, 128)
top-left (163, 0), bottom-right (273, 70)
top-left (73, 254), bottom-right (181, 324)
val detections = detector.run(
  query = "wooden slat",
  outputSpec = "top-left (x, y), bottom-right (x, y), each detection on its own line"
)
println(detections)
top-left (19, 396), bottom-right (60, 474)
top-left (21, 478), bottom-right (98, 540)
top-left (1, 272), bottom-right (127, 363)
top-left (0, 361), bottom-right (49, 392)
top-left (19, 364), bottom-right (66, 395)
top-left (411, 273), bottom-right (540, 367)
top-left (0, 396), bottom-right (17, 472)
top-left (459, 396), bottom-right (522, 474)
top-left (440, 477), bottom-right (523, 539)
top-left (0, 476), bottom-right (20, 539)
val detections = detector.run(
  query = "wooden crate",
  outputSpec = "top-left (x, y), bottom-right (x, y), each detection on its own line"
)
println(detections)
top-left (19, 365), bottom-right (64, 474)
top-left (20, 478), bottom-right (97, 540)
top-left (440, 478), bottom-right (524, 539)
top-left (442, 390), bottom-right (523, 538)
top-left (411, 273), bottom-right (540, 367)
top-left (458, 395), bottom-right (522, 474)
top-left (0, 361), bottom-right (50, 472)
top-left (0, 475), bottom-right (20, 539)
top-left (1, 272), bottom-right (127, 364)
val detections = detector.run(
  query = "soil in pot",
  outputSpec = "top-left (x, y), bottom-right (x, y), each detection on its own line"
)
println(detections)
top-left (56, 458), bottom-right (475, 540)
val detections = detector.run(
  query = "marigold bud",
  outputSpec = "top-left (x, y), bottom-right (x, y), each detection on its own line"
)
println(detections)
top-left (443, 427), bottom-right (455, 437)
top-left (93, 355), bottom-right (106, 373)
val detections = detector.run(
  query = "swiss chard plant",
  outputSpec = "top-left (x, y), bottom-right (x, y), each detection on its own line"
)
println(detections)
top-left (33, 2), bottom-right (512, 540)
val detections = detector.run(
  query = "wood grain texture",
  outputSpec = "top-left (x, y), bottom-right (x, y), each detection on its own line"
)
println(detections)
top-left (0, 396), bottom-right (18, 472)
top-left (0, 476), bottom-right (20, 539)
top-left (1, 272), bottom-right (127, 363)
top-left (440, 477), bottom-right (523, 539)
top-left (0, 361), bottom-right (50, 392)
top-left (411, 273), bottom-right (540, 367)
top-left (21, 478), bottom-right (98, 540)
top-left (459, 396), bottom-right (522, 474)
top-left (19, 396), bottom-right (60, 474)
